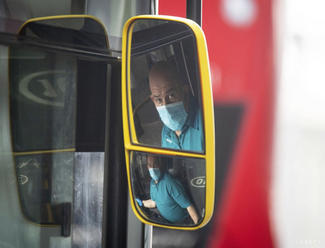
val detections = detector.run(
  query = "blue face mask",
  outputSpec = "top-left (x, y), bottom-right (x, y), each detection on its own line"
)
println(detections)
top-left (149, 168), bottom-right (161, 181)
top-left (156, 101), bottom-right (188, 131)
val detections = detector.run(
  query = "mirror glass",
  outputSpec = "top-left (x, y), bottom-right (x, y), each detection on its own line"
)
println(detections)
top-left (130, 151), bottom-right (206, 226)
top-left (9, 46), bottom-right (77, 226)
top-left (129, 19), bottom-right (204, 153)
top-left (9, 42), bottom-right (108, 234)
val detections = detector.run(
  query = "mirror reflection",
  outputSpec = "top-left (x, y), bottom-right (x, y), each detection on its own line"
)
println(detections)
top-left (9, 46), bottom-right (77, 228)
top-left (129, 20), bottom-right (204, 153)
top-left (130, 151), bottom-right (206, 226)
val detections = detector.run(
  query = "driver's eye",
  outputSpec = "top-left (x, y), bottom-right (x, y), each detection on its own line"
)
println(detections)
top-left (168, 93), bottom-right (176, 101)
top-left (155, 98), bottom-right (163, 105)
top-left (168, 91), bottom-right (178, 102)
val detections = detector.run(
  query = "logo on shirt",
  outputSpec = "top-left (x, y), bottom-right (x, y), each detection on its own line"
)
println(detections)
top-left (191, 176), bottom-right (206, 188)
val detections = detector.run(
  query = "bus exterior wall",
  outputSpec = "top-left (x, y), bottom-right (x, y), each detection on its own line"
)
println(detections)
top-left (159, 0), bottom-right (275, 248)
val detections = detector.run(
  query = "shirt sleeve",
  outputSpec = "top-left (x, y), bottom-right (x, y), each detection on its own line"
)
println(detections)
top-left (167, 177), bottom-right (191, 209)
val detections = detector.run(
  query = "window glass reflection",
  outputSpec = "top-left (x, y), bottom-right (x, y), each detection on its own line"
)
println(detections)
top-left (129, 20), bottom-right (204, 153)
top-left (9, 47), bottom-right (77, 225)
top-left (130, 151), bottom-right (206, 226)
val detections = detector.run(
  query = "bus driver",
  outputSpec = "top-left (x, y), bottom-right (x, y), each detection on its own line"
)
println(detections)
top-left (136, 156), bottom-right (199, 224)
top-left (148, 62), bottom-right (203, 152)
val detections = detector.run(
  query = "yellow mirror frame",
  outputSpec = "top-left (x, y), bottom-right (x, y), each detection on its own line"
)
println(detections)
top-left (122, 15), bottom-right (215, 230)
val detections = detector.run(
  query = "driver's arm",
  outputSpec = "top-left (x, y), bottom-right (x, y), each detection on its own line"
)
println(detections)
top-left (187, 205), bottom-right (199, 224)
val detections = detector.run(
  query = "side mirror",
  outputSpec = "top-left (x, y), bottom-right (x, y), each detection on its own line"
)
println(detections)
top-left (10, 15), bottom-right (109, 236)
top-left (122, 15), bottom-right (215, 230)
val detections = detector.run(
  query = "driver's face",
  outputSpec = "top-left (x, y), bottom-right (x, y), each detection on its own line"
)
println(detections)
top-left (149, 74), bottom-right (185, 107)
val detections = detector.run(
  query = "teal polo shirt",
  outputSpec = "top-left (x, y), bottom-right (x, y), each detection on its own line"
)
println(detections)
top-left (161, 106), bottom-right (203, 152)
top-left (150, 173), bottom-right (191, 223)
